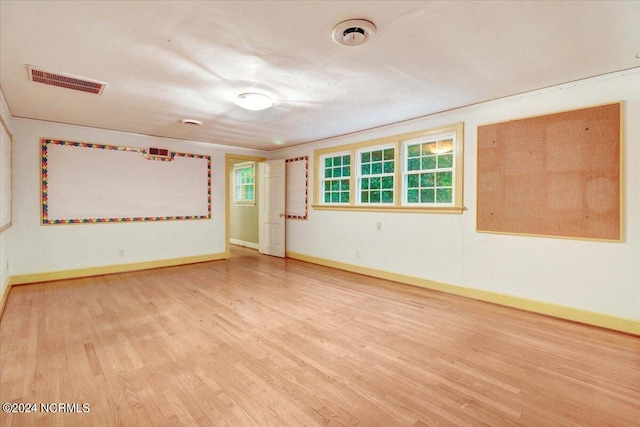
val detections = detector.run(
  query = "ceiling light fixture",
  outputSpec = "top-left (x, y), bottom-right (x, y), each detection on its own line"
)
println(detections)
top-left (235, 93), bottom-right (274, 111)
top-left (332, 19), bottom-right (377, 47)
top-left (181, 119), bottom-right (203, 126)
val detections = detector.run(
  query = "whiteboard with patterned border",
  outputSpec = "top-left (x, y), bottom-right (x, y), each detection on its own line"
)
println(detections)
top-left (285, 156), bottom-right (308, 219)
top-left (41, 139), bottom-right (211, 224)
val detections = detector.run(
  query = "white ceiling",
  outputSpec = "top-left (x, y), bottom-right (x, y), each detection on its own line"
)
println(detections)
top-left (1, 1), bottom-right (639, 150)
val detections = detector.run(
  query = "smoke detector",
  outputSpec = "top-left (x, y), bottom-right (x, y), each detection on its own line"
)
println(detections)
top-left (331, 19), bottom-right (376, 47)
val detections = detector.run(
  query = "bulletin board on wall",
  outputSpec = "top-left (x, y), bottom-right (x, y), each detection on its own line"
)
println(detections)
top-left (41, 139), bottom-right (211, 224)
top-left (0, 116), bottom-right (12, 233)
top-left (285, 156), bottom-right (308, 219)
top-left (476, 103), bottom-right (621, 241)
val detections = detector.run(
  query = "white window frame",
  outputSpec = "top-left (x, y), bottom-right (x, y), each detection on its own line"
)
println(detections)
top-left (320, 151), bottom-right (351, 205)
top-left (233, 162), bottom-right (255, 205)
top-left (312, 122), bottom-right (464, 214)
top-left (356, 144), bottom-right (396, 205)
top-left (402, 132), bottom-right (457, 207)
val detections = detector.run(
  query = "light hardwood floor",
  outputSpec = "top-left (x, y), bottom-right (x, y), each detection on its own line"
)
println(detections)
top-left (1, 246), bottom-right (638, 426)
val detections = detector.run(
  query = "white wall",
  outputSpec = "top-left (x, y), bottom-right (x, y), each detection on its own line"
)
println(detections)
top-left (8, 118), bottom-right (265, 276)
top-left (273, 70), bottom-right (640, 321)
top-left (0, 89), bottom-right (15, 294)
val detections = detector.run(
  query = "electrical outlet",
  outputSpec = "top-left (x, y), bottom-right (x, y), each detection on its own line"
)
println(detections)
top-left (376, 222), bottom-right (382, 231)
top-left (119, 249), bottom-right (125, 257)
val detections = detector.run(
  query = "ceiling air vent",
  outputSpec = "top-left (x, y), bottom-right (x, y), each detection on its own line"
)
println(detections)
top-left (27, 65), bottom-right (107, 95)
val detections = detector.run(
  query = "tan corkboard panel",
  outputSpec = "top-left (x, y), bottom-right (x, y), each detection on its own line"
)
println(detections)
top-left (477, 103), bottom-right (620, 241)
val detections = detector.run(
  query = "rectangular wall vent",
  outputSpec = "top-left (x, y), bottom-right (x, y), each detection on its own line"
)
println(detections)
top-left (146, 147), bottom-right (172, 160)
top-left (27, 65), bottom-right (107, 95)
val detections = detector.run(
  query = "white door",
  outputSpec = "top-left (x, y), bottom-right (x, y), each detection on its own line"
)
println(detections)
top-left (258, 159), bottom-right (286, 257)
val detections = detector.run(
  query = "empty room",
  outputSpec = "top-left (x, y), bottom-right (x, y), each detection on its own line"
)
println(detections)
top-left (0, 1), bottom-right (639, 426)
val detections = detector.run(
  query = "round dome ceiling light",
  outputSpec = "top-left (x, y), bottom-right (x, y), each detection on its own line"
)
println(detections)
top-left (181, 119), bottom-right (203, 126)
top-left (331, 19), bottom-right (376, 47)
top-left (235, 93), bottom-right (274, 111)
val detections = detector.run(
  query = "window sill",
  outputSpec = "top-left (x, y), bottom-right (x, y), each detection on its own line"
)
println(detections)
top-left (233, 202), bottom-right (256, 207)
top-left (311, 204), bottom-right (465, 214)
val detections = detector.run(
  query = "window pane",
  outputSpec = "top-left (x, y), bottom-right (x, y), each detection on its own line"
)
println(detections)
top-left (361, 191), bottom-right (369, 203)
top-left (422, 156), bottom-right (436, 170)
top-left (334, 157), bottom-right (342, 167)
top-left (331, 192), bottom-right (340, 203)
top-left (371, 162), bottom-right (382, 174)
top-left (325, 158), bottom-right (332, 168)
top-left (325, 168), bottom-right (333, 178)
top-left (436, 188), bottom-right (452, 203)
top-left (438, 139), bottom-right (454, 154)
top-left (331, 181), bottom-right (340, 191)
top-left (422, 141), bottom-right (436, 155)
top-left (370, 177), bottom-right (380, 189)
top-left (407, 144), bottom-right (420, 158)
top-left (420, 189), bottom-right (435, 203)
top-left (333, 167), bottom-right (342, 177)
top-left (362, 164), bottom-right (371, 175)
top-left (436, 171), bottom-right (452, 187)
top-left (361, 152), bottom-right (370, 163)
top-left (384, 148), bottom-right (394, 160)
top-left (407, 158), bottom-right (420, 171)
top-left (370, 190), bottom-right (381, 203)
top-left (361, 178), bottom-right (369, 190)
top-left (324, 181), bottom-right (331, 191)
top-left (438, 154), bottom-right (453, 168)
top-left (341, 192), bottom-right (350, 203)
top-left (407, 174), bottom-right (419, 188)
top-left (343, 155), bottom-right (351, 165)
top-left (383, 161), bottom-right (394, 173)
top-left (382, 176), bottom-right (393, 189)
top-left (340, 179), bottom-right (349, 191)
top-left (381, 190), bottom-right (393, 203)
top-left (407, 189), bottom-right (419, 203)
top-left (342, 166), bottom-right (350, 176)
top-left (324, 193), bottom-right (331, 203)
top-left (421, 173), bottom-right (435, 187)
top-left (372, 150), bottom-right (383, 162)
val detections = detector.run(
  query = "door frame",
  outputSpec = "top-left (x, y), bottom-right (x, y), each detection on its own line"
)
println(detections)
top-left (225, 153), bottom-right (267, 258)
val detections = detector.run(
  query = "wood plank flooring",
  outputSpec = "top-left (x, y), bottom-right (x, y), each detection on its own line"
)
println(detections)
top-left (1, 246), bottom-right (639, 426)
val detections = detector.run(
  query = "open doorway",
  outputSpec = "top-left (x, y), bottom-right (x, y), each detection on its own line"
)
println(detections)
top-left (225, 154), bottom-right (265, 258)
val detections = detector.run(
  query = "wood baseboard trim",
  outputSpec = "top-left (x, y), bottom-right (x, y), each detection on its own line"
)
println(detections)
top-left (8, 252), bottom-right (227, 287)
top-left (0, 278), bottom-right (12, 322)
top-left (286, 251), bottom-right (640, 336)
top-left (229, 239), bottom-right (259, 250)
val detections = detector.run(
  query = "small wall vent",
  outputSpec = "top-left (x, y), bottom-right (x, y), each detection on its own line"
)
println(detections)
top-left (146, 147), bottom-right (172, 160)
top-left (27, 65), bottom-right (107, 95)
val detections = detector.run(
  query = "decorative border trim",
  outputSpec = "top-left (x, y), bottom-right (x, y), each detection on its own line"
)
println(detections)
top-left (286, 251), bottom-right (640, 336)
top-left (285, 156), bottom-right (309, 220)
top-left (41, 139), bottom-right (212, 224)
